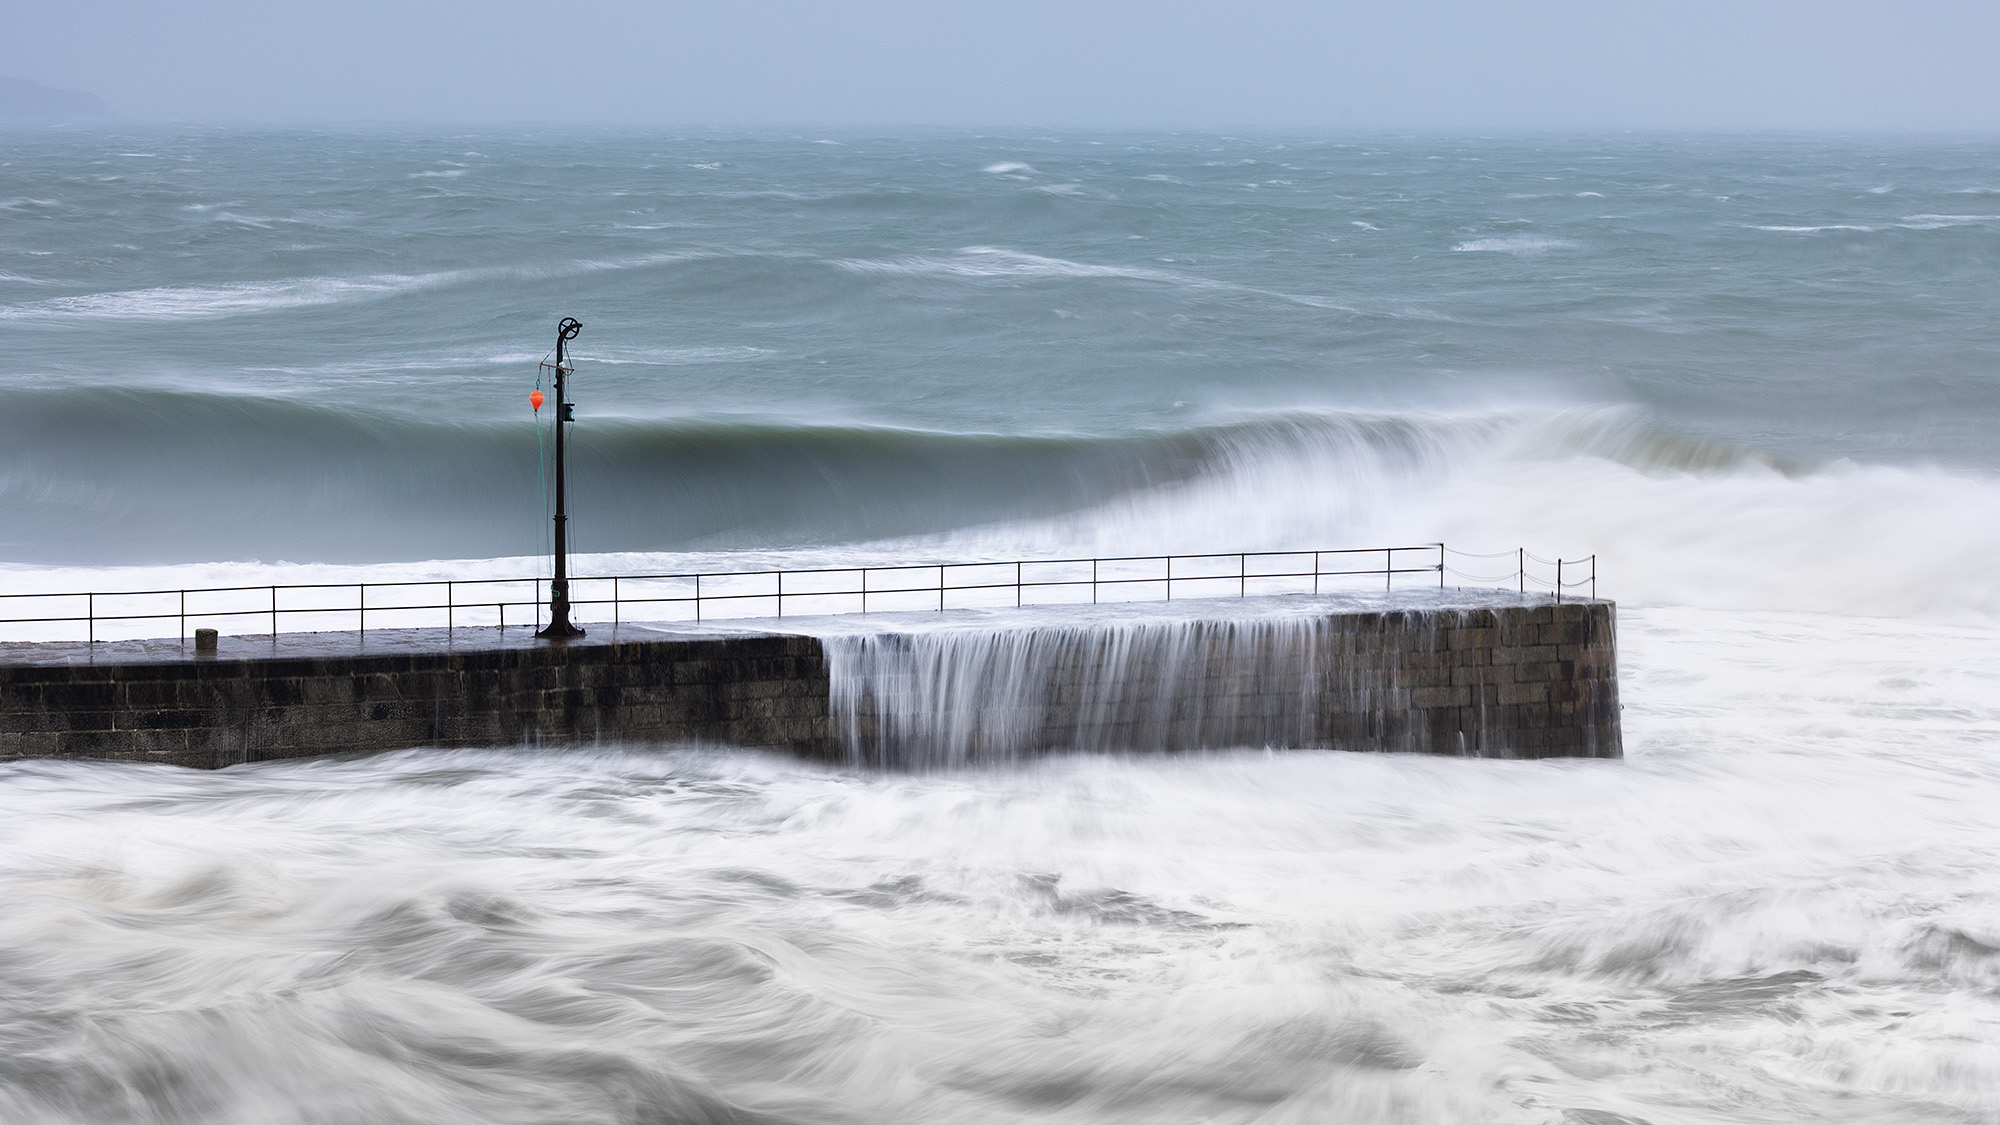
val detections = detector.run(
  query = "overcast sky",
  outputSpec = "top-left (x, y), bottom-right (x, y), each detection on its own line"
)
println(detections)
top-left (12, 0), bottom-right (2000, 131)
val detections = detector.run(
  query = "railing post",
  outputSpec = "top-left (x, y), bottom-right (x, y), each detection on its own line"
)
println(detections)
top-left (500, 602), bottom-right (505, 631)
top-left (5, 545), bottom-right (1591, 645)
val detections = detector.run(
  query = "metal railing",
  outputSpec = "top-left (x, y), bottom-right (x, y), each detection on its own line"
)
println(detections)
top-left (0, 545), bottom-right (1597, 644)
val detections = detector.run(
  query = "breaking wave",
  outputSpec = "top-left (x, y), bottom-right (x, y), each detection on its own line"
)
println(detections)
top-left (6, 388), bottom-right (1996, 619)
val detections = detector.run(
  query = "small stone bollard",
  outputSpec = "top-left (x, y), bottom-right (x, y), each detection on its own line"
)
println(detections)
top-left (194, 628), bottom-right (218, 655)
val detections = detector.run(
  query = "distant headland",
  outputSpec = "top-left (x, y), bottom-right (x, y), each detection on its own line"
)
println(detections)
top-left (0, 76), bottom-right (110, 123)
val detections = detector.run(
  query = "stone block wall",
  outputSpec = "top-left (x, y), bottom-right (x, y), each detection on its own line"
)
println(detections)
top-left (1311, 601), bottom-right (1619, 757)
top-left (0, 634), bottom-right (835, 769)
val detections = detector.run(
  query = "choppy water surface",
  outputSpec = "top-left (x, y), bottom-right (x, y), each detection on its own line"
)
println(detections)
top-left (3, 128), bottom-right (2000, 1122)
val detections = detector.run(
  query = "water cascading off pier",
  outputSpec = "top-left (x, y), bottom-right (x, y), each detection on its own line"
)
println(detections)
top-left (819, 596), bottom-right (1619, 767)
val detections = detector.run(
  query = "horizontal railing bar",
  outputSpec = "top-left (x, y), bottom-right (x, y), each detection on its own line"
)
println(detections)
top-left (2, 568), bottom-right (1467, 627)
top-left (0, 545), bottom-right (1452, 602)
top-left (0, 580), bottom-right (538, 600)
top-left (0, 544), bottom-right (1603, 641)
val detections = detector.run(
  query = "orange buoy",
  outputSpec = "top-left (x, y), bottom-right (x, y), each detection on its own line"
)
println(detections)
top-left (529, 388), bottom-right (545, 411)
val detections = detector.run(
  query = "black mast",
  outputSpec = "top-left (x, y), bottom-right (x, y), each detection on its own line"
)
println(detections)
top-left (539, 317), bottom-right (586, 639)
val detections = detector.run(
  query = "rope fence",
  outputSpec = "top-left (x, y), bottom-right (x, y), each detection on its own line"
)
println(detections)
top-left (0, 545), bottom-right (1597, 644)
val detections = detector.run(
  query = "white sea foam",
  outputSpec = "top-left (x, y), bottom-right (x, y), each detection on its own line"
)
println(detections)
top-left (230, 339), bottom-right (771, 378)
top-left (1898, 214), bottom-right (2000, 229)
top-left (832, 246), bottom-right (1355, 311)
top-left (0, 273), bottom-right (470, 321)
top-left (0, 251), bottom-right (743, 323)
top-left (1751, 224), bottom-right (1875, 232)
top-left (585, 345), bottom-right (775, 365)
top-left (983, 161), bottom-right (1033, 175)
top-left (1, 595), bottom-right (1996, 1121)
top-left (836, 246), bottom-right (1184, 283)
top-left (209, 211), bottom-right (281, 228)
top-left (1450, 235), bottom-right (1575, 254)
top-left (853, 407), bottom-right (2000, 622)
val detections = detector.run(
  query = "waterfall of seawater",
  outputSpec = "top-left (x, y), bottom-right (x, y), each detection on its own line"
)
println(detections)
top-left (823, 608), bottom-right (1496, 769)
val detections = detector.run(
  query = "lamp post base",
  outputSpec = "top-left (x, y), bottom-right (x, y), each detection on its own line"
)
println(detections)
top-left (537, 582), bottom-right (586, 640)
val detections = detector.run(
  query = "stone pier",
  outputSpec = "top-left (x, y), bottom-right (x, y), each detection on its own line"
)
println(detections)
top-left (0, 596), bottom-right (1619, 768)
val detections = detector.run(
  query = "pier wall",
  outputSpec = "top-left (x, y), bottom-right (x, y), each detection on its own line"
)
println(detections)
top-left (0, 633), bottom-right (834, 769)
top-left (0, 600), bottom-right (1618, 769)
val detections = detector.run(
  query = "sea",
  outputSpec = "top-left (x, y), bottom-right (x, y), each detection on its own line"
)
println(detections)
top-left (1, 128), bottom-right (1997, 1123)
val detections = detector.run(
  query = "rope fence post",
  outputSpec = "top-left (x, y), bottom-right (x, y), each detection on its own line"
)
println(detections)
top-left (87, 593), bottom-right (94, 646)
top-left (1314, 551), bottom-right (1321, 596)
top-left (447, 582), bottom-right (454, 632)
top-left (179, 590), bottom-right (185, 643)
top-left (1385, 548), bottom-right (1392, 591)
top-left (1556, 559), bottom-right (1564, 604)
top-left (776, 571), bottom-right (784, 619)
top-left (1092, 558), bottom-right (1099, 604)
top-left (1438, 543), bottom-right (1445, 588)
top-left (357, 584), bottom-right (365, 635)
top-left (1239, 553), bottom-right (1246, 598)
top-left (1016, 561), bottom-right (1022, 608)
top-left (937, 564), bottom-right (945, 613)
top-left (271, 586), bottom-right (278, 637)
top-left (1518, 548), bottom-right (1525, 594)
top-left (613, 576), bottom-right (620, 627)
top-left (1591, 555), bottom-right (1597, 600)
top-left (694, 574), bottom-right (702, 623)
top-left (1166, 555), bottom-right (1173, 602)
